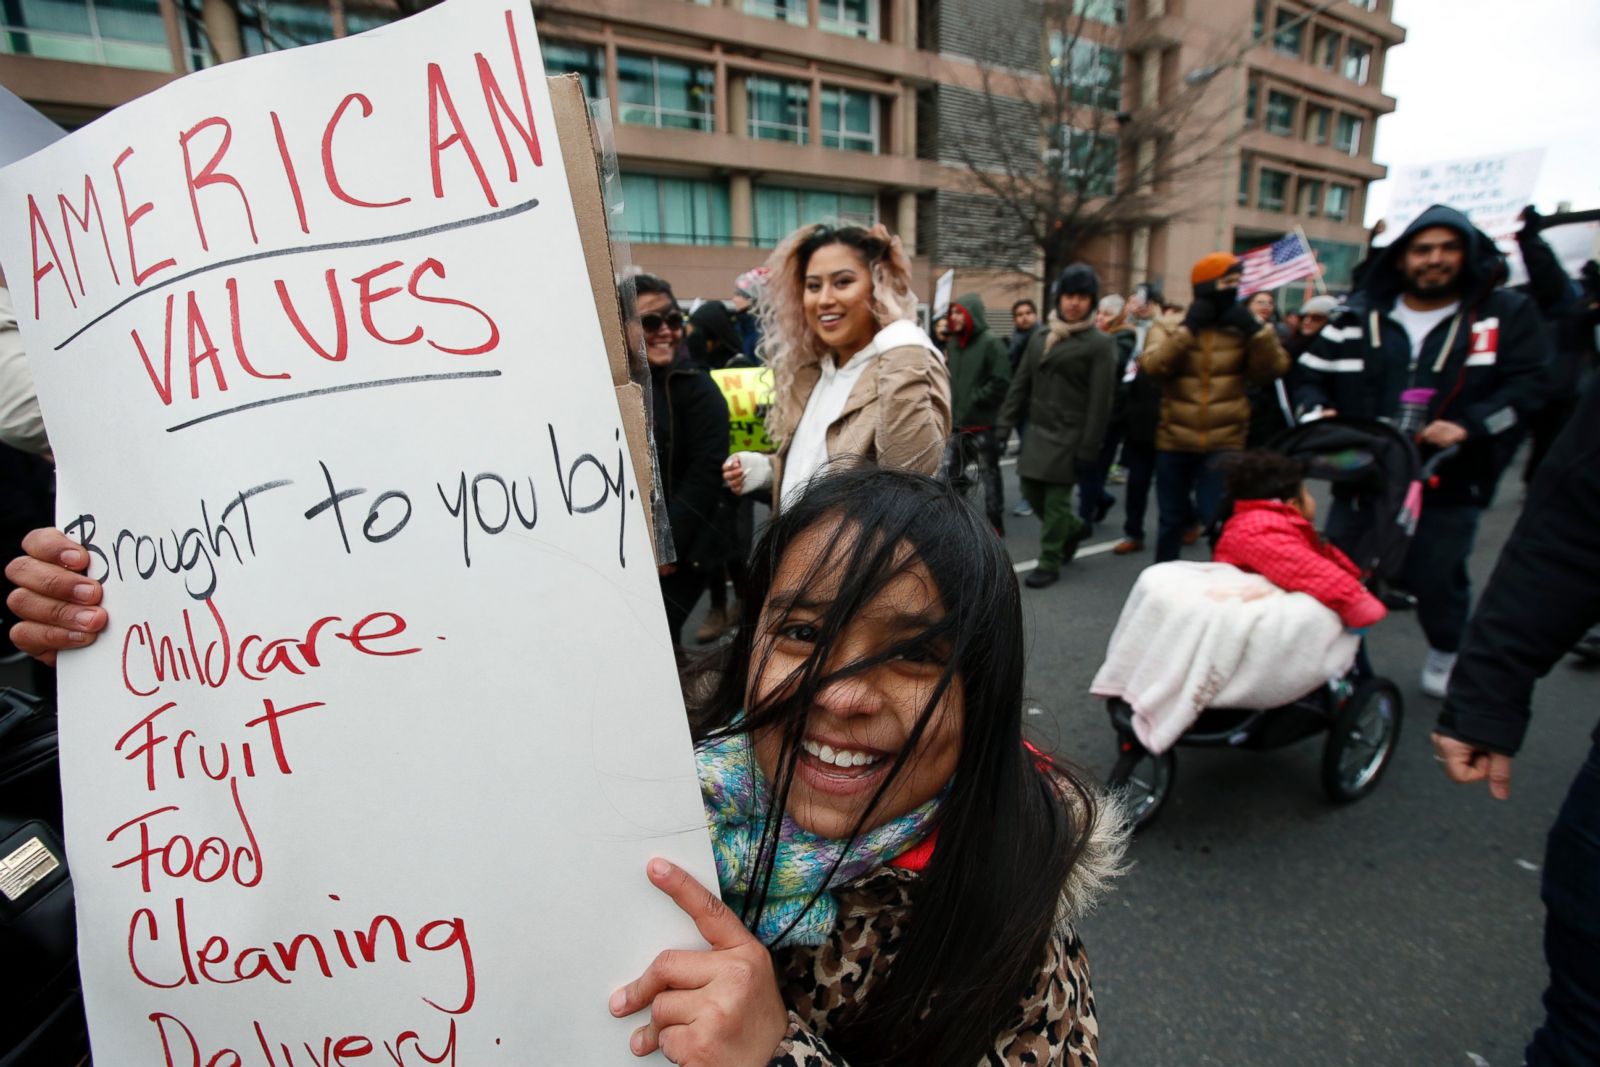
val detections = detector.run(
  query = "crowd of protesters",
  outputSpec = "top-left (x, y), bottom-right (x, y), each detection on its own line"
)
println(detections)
top-left (5, 199), bottom-right (1599, 1066)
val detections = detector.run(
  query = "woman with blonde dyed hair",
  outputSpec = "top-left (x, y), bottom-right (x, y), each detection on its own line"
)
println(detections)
top-left (722, 223), bottom-right (951, 509)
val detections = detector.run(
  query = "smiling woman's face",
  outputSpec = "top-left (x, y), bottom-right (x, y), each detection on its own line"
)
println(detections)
top-left (803, 243), bottom-right (880, 359)
top-left (748, 523), bottom-right (963, 839)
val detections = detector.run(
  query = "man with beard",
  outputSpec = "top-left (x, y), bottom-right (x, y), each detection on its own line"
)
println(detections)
top-left (1296, 204), bottom-right (1550, 698)
top-left (1139, 253), bottom-right (1290, 562)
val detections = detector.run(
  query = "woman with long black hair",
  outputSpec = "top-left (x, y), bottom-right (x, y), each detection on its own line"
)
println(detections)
top-left (612, 466), bottom-right (1123, 1066)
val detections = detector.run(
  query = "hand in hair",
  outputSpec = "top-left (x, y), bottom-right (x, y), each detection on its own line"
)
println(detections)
top-left (610, 858), bottom-right (788, 1065)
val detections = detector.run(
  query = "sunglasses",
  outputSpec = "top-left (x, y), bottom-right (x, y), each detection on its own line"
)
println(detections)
top-left (641, 311), bottom-right (685, 333)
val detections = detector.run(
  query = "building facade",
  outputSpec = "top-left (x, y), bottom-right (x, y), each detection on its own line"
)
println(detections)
top-left (2, 0), bottom-right (1402, 317)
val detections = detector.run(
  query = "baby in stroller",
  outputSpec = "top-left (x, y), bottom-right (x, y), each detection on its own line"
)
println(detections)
top-left (1213, 451), bottom-right (1387, 632)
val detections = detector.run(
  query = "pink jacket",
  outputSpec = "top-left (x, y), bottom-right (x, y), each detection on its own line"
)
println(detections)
top-left (1213, 500), bottom-right (1388, 629)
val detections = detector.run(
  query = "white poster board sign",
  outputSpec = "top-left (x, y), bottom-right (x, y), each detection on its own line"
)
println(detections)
top-left (1379, 149), bottom-right (1545, 248)
top-left (0, 1), bottom-right (716, 1061)
top-left (932, 268), bottom-right (954, 320)
top-left (1377, 149), bottom-right (1557, 283)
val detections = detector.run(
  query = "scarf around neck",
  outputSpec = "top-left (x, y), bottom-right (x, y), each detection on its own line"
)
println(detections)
top-left (1046, 310), bottom-right (1096, 346)
top-left (697, 729), bottom-right (941, 947)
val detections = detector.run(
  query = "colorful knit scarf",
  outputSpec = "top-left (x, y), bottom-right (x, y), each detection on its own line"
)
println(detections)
top-left (697, 729), bottom-right (941, 947)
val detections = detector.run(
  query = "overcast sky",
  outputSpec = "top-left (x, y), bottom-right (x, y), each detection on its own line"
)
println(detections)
top-left (1365, 0), bottom-right (1600, 225)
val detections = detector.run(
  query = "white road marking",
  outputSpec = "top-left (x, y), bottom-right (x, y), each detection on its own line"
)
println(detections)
top-left (1011, 538), bottom-right (1124, 574)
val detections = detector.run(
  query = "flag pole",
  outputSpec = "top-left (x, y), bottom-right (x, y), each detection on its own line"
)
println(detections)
top-left (1294, 225), bottom-right (1329, 295)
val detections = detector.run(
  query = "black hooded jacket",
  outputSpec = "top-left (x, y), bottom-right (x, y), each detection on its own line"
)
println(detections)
top-left (1294, 204), bottom-right (1551, 505)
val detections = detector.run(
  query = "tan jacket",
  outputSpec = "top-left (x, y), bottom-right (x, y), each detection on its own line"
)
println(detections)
top-left (1138, 315), bottom-right (1289, 452)
top-left (769, 341), bottom-right (952, 508)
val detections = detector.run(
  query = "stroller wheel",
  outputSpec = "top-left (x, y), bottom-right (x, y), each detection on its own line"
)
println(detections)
top-left (1109, 742), bottom-right (1176, 831)
top-left (1321, 678), bottom-right (1404, 803)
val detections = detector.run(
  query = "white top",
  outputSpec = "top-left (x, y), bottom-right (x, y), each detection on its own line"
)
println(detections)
top-left (0, 287), bottom-right (48, 456)
top-left (1389, 299), bottom-right (1460, 367)
top-left (777, 319), bottom-right (939, 508)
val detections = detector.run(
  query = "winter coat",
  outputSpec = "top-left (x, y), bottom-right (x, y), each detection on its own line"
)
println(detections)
top-left (1105, 325), bottom-right (1138, 430)
top-left (1515, 226), bottom-right (1598, 398)
top-left (768, 321), bottom-right (951, 509)
top-left (947, 293), bottom-right (1013, 428)
top-left (1139, 312), bottom-right (1290, 453)
top-left (996, 318), bottom-right (1117, 485)
top-left (1436, 378), bottom-right (1600, 756)
top-left (767, 795), bottom-right (1124, 1065)
top-left (1213, 500), bottom-right (1387, 630)
top-left (651, 354), bottom-right (731, 572)
top-left (1008, 322), bottom-right (1040, 372)
top-left (1294, 204), bottom-right (1552, 506)
top-left (1118, 328), bottom-right (1163, 448)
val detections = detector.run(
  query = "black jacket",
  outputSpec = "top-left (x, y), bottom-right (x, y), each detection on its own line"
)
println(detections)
top-left (650, 354), bottom-right (731, 572)
top-left (1294, 204), bottom-right (1552, 505)
top-left (1436, 379), bottom-right (1600, 755)
top-left (1008, 323), bottom-right (1040, 373)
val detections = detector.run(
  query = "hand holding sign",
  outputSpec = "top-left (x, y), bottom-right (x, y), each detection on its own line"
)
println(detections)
top-left (4, 527), bottom-right (107, 664)
top-left (610, 858), bottom-right (788, 1066)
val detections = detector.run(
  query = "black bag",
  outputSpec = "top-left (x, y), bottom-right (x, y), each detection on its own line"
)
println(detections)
top-left (0, 687), bottom-right (88, 1066)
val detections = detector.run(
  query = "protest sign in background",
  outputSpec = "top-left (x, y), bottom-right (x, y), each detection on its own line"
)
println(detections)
top-left (0, 0), bottom-right (716, 1060)
top-left (711, 366), bottom-right (774, 454)
top-left (1372, 148), bottom-right (1600, 283)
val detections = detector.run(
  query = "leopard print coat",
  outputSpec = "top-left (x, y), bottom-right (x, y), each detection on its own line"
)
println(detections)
top-left (763, 798), bottom-right (1124, 1066)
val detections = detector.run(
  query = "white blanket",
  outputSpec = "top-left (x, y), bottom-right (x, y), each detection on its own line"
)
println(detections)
top-left (1090, 562), bottom-right (1360, 754)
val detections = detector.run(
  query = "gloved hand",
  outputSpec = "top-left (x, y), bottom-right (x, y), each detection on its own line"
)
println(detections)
top-left (1182, 300), bottom-right (1220, 333)
top-left (1219, 303), bottom-right (1264, 335)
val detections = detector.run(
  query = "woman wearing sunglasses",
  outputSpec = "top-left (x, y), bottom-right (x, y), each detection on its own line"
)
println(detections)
top-left (630, 273), bottom-right (732, 650)
top-left (721, 224), bottom-right (950, 509)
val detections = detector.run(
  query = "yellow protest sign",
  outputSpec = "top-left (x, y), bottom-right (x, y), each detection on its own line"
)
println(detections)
top-left (712, 366), bottom-right (776, 453)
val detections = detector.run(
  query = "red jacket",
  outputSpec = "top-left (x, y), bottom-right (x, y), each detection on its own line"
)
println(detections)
top-left (1213, 500), bottom-right (1388, 629)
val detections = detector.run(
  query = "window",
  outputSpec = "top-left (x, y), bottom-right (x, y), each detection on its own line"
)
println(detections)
top-left (620, 174), bottom-right (732, 246)
top-left (819, 0), bottom-right (877, 40)
top-left (1334, 112), bottom-right (1363, 155)
top-left (1348, 0), bottom-right (1377, 10)
top-left (1325, 183), bottom-right (1353, 221)
top-left (541, 40), bottom-right (606, 102)
top-left (344, 7), bottom-right (391, 33)
top-left (1258, 168), bottom-right (1288, 212)
top-left (1245, 82), bottom-right (1258, 125)
top-left (1313, 27), bottom-right (1340, 70)
top-left (617, 53), bottom-right (715, 131)
top-left (1073, 0), bottom-right (1124, 24)
top-left (1306, 105), bottom-right (1330, 145)
top-left (1237, 160), bottom-right (1252, 206)
top-left (821, 87), bottom-right (878, 153)
top-left (1251, 0), bottom-right (1267, 38)
top-left (1299, 178), bottom-right (1323, 216)
top-left (748, 77), bottom-right (810, 143)
top-left (239, 1), bottom-right (339, 55)
top-left (753, 186), bottom-right (876, 247)
top-left (1049, 127), bottom-right (1119, 197)
top-left (1342, 39), bottom-right (1372, 83)
top-left (2, 0), bottom-right (173, 71)
top-left (1266, 90), bottom-right (1296, 136)
top-left (1272, 8), bottom-right (1303, 58)
top-left (1309, 237), bottom-right (1361, 288)
top-left (744, 0), bottom-right (807, 25)
top-left (1049, 35), bottom-right (1123, 111)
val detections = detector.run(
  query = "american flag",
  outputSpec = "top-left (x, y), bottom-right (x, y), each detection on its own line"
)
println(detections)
top-left (1238, 232), bottom-right (1320, 295)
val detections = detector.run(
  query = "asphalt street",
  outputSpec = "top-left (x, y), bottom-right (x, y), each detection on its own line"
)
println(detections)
top-left (990, 453), bottom-right (1580, 1067)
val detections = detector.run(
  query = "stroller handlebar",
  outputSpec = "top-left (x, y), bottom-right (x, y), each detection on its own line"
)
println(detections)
top-left (1418, 444), bottom-right (1460, 483)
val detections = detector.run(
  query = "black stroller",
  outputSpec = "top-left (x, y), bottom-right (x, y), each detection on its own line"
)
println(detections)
top-left (1104, 418), bottom-right (1453, 829)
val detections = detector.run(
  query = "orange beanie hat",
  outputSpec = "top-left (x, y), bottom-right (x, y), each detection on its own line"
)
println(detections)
top-left (1191, 252), bottom-right (1242, 286)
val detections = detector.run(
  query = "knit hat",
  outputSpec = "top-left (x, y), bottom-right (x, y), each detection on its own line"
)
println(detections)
top-left (1053, 262), bottom-right (1100, 305)
top-left (1298, 294), bottom-right (1339, 317)
top-left (1191, 252), bottom-right (1243, 286)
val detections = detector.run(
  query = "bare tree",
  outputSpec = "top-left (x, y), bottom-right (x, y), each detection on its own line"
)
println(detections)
top-left (932, 0), bottom-right (1245, 291)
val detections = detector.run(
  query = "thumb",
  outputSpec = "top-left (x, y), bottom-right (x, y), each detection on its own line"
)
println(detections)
top-left (1486, 754), bottom-right (1513, 801)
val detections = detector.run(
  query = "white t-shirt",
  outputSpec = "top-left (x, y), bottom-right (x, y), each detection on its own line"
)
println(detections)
top-left (1388, 299), bottom-right (1460, 367)
top-left (777, 319), bottom-right (940, 508)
